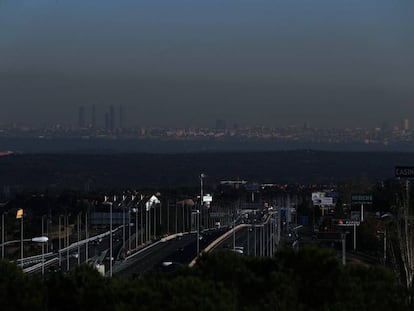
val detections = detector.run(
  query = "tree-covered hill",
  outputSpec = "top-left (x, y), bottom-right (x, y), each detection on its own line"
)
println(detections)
top-left (0, 246), bottom-right (410, 311)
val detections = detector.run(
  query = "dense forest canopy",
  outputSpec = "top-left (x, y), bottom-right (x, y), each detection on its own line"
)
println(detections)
top-left (0, 246), bottom-right (410, 311)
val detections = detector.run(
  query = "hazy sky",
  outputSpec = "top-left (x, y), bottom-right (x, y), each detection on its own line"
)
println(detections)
top-left (1, 0), bottom-right (413, 128)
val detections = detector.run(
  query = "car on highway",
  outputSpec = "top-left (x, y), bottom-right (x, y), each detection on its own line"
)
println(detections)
top-left (230, 248), bottom-right (243, 254)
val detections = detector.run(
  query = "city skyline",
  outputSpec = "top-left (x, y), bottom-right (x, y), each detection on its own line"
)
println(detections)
top-left (1, 0), bottom-right (413, 128)
top-left (1, 105), bottom-right (413, 132)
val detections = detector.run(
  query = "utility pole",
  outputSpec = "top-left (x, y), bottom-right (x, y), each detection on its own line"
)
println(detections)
top-left (41, 238), bottom-right (45, 277)
top-left (1, 213), bottom-right (5, 260)
top-left (167, 200), bottom-right (170, 235)
top-left (342, 233), bottom-right (346, 266)
top-left (77, 213), bottom-right (81, 266)
top-left (66, 214), bottom-right (69, 272)
top-left (109, 202), bottom-right (113, 277)
top-left (20, 215), bottom-right (24, 268)
top-left (85, 212), bottom-right (88, 262)
top-left (58, 216), bottom-right (61, 268)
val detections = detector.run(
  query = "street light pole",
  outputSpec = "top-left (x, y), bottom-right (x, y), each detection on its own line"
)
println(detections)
top-left (58, 215), bottom-right (61, 268)
top-left (182, 202), bottom-right (185, 233)
top-left (383, 228), bottom-right (387, 263)
top-left (140, 201), bottom-right (143, 245)
top-left (353, 223), bottom-right (357, 251)
top-left (128, 206), bottom-right (132, 252)
top-left (20, 216), bottom-right (23, 268)
top-left (85, 212), bottom-right (88, 262)
top-left (41, 216), bottom-right (45, 274)
top-left (200, 174), bottom-right (203, 232)
top-left (31, 236), bottom-right (48, 276)
top-left (197, 211), bottom-right (200, 257)
top-left (154, 202), bottom-right (156, 239)
top-left (342, 232), bottom-right (347, 266)
top-left (247, 226), bottom-right (250, 256)
top-left (77, 213), bottom-right (81, 266)
top-left (122, 196), bottom-right (126, 255)
top-left (109, 202), bottom-right (113, 277)
top-left (192, 210), bottom-right (200, 259)
top-left (1, 213), bottom-right (4, 259)
top-left (254, 226), bottom-right (257, 256)
top-left (135, 204), bottom-right (138, 249)
top-left (167, 200), bottom-right (170, 235)
top-left (66, 214), bottom-right (69, 272)
top-left (233, 217), bottom-right (236, 250)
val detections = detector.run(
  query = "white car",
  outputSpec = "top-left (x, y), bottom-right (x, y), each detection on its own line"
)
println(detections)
top-left (230, 248), bottom-right (243, 254)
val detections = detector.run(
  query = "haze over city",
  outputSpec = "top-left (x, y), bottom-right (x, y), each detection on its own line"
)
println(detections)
top-left (1, 0), bottom-right (414, 128)
top-left (3, 1), bottom-right (414, 309)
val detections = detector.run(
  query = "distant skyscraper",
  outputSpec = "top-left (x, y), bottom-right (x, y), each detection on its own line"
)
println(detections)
top-left (109, 105), bottom-right (115, 132)
top-left (403, 118), bottom-right (410, 131)
top-left (91, 104), bottom-right (96, 128)
top-left (119, 105), bottom-right (124, 129)
top-left (215, 119), bottom-right (226, 130)
top-left (104, 112), bottom-right (110, 131)
top-left (78, 106), bottom-right (85, 128)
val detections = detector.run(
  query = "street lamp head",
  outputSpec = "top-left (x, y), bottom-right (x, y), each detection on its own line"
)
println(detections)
top-left (32, 236), bottom-right (49, 243)
top-left (381, 213), bottom-right (394, 219)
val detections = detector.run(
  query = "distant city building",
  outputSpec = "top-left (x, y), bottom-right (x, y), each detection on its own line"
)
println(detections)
top-left (104, 112), bottom-right (109, 131)
top-left (403, 118), bottom-right (410, 131)
top-left (78, 106), bottom-right (85, 128)
top-left (109, 105), bottom-right (115, 131)
top-left (103, 105), bottom-right (116, 132)
top-left (119, 105), bottom-right (124, 129)
top-left (91, 104), bottom-right (96, 128)
top-left (215, 119), bottom-right (226, 130)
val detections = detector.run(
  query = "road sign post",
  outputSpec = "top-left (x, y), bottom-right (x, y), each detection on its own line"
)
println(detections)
top-left (338, 220), bottom-right (360, 251)
top-left (351, 194), bottom-right (372, 222)
top-left (395, 166), bottom-right (414, 178)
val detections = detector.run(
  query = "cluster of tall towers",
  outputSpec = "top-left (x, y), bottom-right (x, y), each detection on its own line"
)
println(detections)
top-left (78, 104), bottom-right (124, 131)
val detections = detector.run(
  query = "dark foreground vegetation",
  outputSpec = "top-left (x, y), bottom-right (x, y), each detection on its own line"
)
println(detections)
top-left (0, 246), bottom-right (411, 311)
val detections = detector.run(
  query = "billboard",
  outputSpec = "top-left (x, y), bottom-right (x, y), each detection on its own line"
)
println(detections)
top-left (312, 192), bottom-right (325, 205)
top-left (351, 194), bottom-right (372, 204)
top-left (395, 166), bottom-right (414, 178)
top-left (203, 194), bottom-right (213, 203)
top-left (320, 197), bottom-right (334, 206)
top-left (312, 192), bottom-right (334, 206)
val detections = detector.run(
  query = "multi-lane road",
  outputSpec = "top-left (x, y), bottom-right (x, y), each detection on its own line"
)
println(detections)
top-left (115, 228), bottom-right (227, 276)
top-left (23, 211), bottom-right (284, 276)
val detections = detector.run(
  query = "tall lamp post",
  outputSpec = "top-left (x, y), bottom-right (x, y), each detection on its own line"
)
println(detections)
top-left (32, 236), bottom-right (49, 276)
top-left (16, 209), bottom-right (24, 268)
top-left (58, 215), bottom-right (62, 268)
top-left (1, 211), bottom-right (7, 260)
top-left (103, 196), bottom-right (113, 277)
top-left (380, 213), bottom-right (394, 264)
top-left (122, 195), bottom-right (126, 256)
top-left (109, 200), bottom-right (113, 277)
top-left (200, 173), bottom-right (205, 230)
top-left (192, 209), bottom-right (200, 258)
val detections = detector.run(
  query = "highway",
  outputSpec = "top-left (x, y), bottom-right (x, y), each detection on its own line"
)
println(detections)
top-left (211, 216), bottom-right (279, 257)
top-left (23, 212), bottom-right (281, 275)
top-left (115, 229), bottom-right (227, 277)
top-left (24, 227), bottom-right (126, 273)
